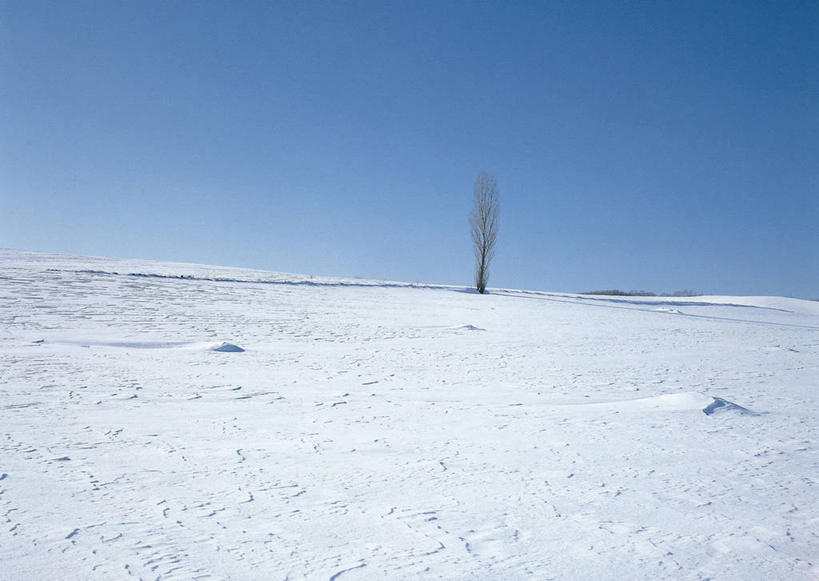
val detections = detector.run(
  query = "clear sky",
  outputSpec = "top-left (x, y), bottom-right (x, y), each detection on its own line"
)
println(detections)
top-left (2, 1), bottom-right (817, 297)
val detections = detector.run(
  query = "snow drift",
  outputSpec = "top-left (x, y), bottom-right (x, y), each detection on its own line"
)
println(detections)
top-left (1, 250), bottom-right (817, 580)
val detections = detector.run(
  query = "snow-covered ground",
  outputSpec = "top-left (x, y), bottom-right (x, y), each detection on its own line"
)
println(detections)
top-left (1, 249), bottom-right (817, 580)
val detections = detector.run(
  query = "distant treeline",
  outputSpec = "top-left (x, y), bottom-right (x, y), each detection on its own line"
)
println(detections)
top-left (584, 289), bottom-right (702, 297)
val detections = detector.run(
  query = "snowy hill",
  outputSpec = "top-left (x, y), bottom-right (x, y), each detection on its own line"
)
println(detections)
top-left (1, 250), bottom-right (817, 579)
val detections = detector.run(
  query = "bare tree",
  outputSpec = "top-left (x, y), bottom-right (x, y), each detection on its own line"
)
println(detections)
top-left (469, 172), bottom-right (499, 294)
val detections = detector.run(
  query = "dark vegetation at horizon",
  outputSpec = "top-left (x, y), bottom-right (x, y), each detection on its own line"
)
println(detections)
top-left (584, 289), bottom-right (703, 298)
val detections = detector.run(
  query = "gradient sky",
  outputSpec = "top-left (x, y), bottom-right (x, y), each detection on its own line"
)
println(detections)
top-left (2, 1), bottom-right (817, 296)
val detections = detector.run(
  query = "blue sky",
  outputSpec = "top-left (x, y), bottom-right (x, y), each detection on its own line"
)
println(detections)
top-left (2, 1), bottom-right (817, 296)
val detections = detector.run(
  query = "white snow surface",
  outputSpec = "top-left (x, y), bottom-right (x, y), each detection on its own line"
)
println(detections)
top-left (1, 249), bottom-right (818, 580)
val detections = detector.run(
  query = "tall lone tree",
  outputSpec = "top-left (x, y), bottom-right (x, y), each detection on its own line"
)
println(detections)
top-left (469, 172), bottom-right (499, 294)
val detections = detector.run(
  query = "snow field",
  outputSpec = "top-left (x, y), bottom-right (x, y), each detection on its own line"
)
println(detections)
top-left (1, 250), bottom-right (817, 579)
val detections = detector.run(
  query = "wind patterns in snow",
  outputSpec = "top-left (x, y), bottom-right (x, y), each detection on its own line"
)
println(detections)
top-left (0, 250), bottom-right (818, 580)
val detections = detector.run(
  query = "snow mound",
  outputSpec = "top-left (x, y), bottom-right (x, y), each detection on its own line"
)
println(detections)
top-left (703, 397), bottom-right (755, 416)
top-left (455, 324), bottom-right (486, 332)
top-left (569, 392), bottom-right (714, 413)
top-left (45, 339), bottom-right (193, 349)
top-left (211, 342), bottom-right (245, 353)
top-left (572, 392), bottom-right (758, 416)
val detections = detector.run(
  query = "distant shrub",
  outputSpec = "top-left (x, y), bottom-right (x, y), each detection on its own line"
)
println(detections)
top-left (584, 289), bottom-right (657, 297)
top-left (583, 289), bottom-right (704, 297)
top-left (669, 290), bottom-right (702, 297)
